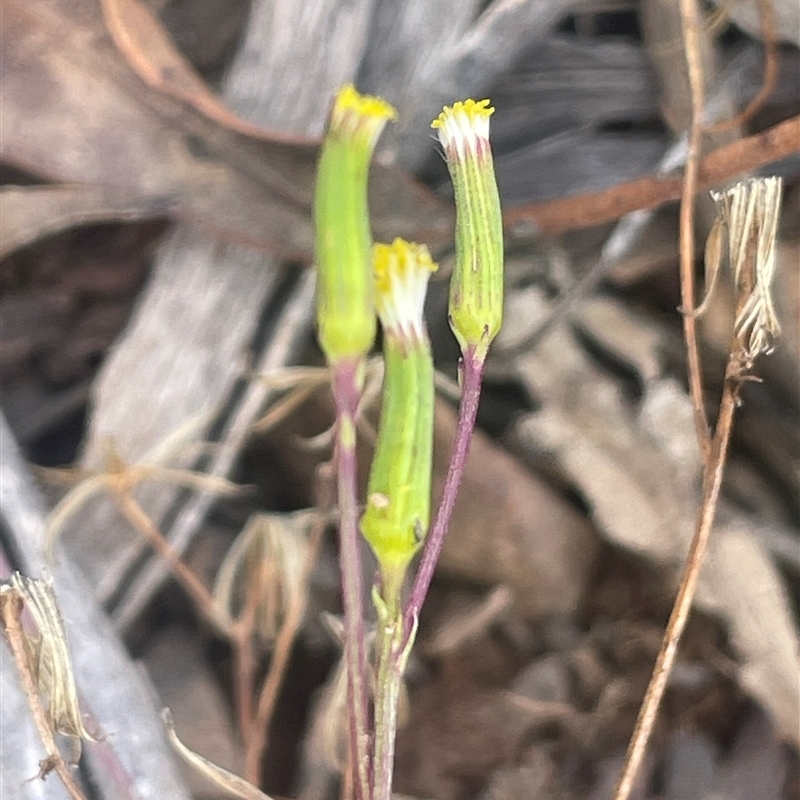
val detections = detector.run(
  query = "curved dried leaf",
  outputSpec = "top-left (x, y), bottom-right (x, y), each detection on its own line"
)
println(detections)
top-left (0, 185), bottom-right (167, 260)
top-left (163, 710), bottom-right (274, 800)
top-left (100, 0), bottom-right (308, 145)
top-left (1, 0), bottom-right (451, 261)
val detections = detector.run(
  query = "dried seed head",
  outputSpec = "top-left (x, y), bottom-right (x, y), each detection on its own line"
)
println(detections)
top-left (432, 99), bottom-right (504, 362)
top-left (2, 574), bottom-right (94, 746)
top-left (709, 177), bottom-right (783, 360)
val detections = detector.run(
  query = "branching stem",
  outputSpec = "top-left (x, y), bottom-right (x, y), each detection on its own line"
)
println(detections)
top-left (405, 346), bottom-right (483, 635)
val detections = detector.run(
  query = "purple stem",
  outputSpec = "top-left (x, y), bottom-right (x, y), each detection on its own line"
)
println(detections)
top-left (331, 359), bottom-right (372, 800)
top-left (404, 346), bottom-right (484, 634)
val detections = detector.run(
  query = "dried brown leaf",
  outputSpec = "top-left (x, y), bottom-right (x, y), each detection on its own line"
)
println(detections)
top-left (434, 399), bottom-right (600, 617)
top-left (163, 709), bottom-right (273, 800)
top-left (99, 0), bottom-right (306, 144)
top-left (1, 0), bottom-right (451, 260)
top-left (505, 290), bottom-right (800, 744)
top-left (0, 185), bottom-right (167, 260)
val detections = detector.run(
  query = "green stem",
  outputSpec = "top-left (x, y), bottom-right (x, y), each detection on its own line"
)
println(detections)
top-left (404, 346), bottom-right (483, 637)
top-left (371, 588), bottom-right (415, 800)
top-left (332, 359), bottom-right (371, 800)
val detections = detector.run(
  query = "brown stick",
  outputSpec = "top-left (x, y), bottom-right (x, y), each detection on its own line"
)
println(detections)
top-left (612, 352), bottom-right (745, 800)
top-left (704, 0), bottom-right (778, 134)
top-left (113, 491), bottom-right (219, 625)
top-left (504, 115), bottom-right (800, 237)
top-left (678, 0), bottom-right (712, 461)
top-left (231, 565), bottom-right (263, 746)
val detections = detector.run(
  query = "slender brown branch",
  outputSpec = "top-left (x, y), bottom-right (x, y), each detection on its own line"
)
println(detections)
top-left (614, 170), bottom-right (781, 798)
top-left (504, 115), bottom-right (800, 237)
top-left (112, 491), bottom-right (218, 623)
top-left (705, 0), bottom-right (778, 134)
top-left (678, 0), bottom-right (712, 462)
top-left (612, 354), bottom-right (743, 800)
top-left (231, 558), bottom-right (264, 748)
top-left (0, 591), bottom-right (89, 800)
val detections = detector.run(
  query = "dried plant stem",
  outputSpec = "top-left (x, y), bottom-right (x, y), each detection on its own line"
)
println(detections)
top-left (113, 491), bottom-right (218, 623)
top-left (504, 115), bottom-right (800, 238)
top-left (232, 561), bottom-right (264, 747)
top-left (243, 513), bottom-right (326, 783)
top-left (331, 359), bottom-right (372, 800)
top-left (405, 347), bottom-right (483, 632)
top-left (706, 0), bottom-right (777, 134)
top-left (678, 0), bottom-right (712, 463)
top-left (0, 591), bottom-right (89, 800)
top-left (612, 355), bottom-right (743, 800)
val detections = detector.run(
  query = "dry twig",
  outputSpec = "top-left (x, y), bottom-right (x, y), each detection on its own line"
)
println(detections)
top-left (504, 114), bottom-right (799, 237)
top-left (614, 176), bottom-right (784, 799)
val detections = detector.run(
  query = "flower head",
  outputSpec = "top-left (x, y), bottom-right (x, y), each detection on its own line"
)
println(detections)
top-left (314, 85), bottom-right (397, 365)
top-left (329, 84), bottom-right (398, 148)
top-left (432, 99), bottom-right (494, 162)
top-left (373, 239), bottom-right (438, 343)
top-left (432, 99), bottom-right (503, 362)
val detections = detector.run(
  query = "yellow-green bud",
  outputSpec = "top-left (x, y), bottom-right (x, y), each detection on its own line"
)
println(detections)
top-left (432, 99), bottom-right (504, 362)
top-left (314, 85), bottom-right (397, 364)
top-left (360, 240), bottom-right (437, 603)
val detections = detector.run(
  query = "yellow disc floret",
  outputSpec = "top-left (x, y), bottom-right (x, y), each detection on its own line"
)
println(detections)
top-left (330, 84), bottom-right (398, 148)
top-left (432, 99), bottom-right (494, 161)
top-left (373, 239), bottom-right (438, 342)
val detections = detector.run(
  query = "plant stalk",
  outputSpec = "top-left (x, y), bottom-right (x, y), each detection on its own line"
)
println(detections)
top-left (612, 353), bottom-right (744, 800)
top-left (331, 359), bottom-right (372, 800)
top-left (371, 591), bottom-right (407, 800)
top-left (405, 346), bottom-right (483, 635)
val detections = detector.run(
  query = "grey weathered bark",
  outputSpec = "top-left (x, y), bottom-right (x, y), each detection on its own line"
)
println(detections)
top-left (66, 0), bottom-right (379, 622)
top-left (359, 0), bottom-right (577, 170)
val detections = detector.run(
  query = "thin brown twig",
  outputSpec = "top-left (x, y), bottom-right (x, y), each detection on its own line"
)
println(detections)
top-left (231, 560), bottom-right (264, 746)
top-left (0, 591), bottom-right (89, 800)
top-left (112, 491), bottom-right (218, 625)
top-left (705, 0), bottom-right (778, 134)
top-left (612, 349), bottom-right (745, 800)
top-left (243, 511), bottom-right (327, 784)
top-left (678, 0), bottom-right (713, 463)
top-left (503, 115), bottom-right (799, 237)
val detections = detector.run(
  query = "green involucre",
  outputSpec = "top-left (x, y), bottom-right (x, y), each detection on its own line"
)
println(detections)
top-left (360, 335), bottom-right (434, 598)
top-left (314, 87), bottom-right (395, 363)
top-left (315, 136), bottom-right (375, 363)
top-left (448, 149), bottom-right (504, 359)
